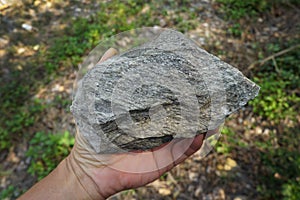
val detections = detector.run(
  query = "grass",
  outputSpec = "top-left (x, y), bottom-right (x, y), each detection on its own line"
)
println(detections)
top-left (26, 131), bottom-right (74, 180)
top-left (218, 125), bottom-right (300, 199)
top-left (217, 38), bottom-right (300, 198)
top-left (250, 40), bottom-right (300, 199)
top-left (0, 186), bottom-right (17, 200)
top-left (217, 38), bottom-right (300, 199)
top-left (250, 40), bottom-right (300, 122)
top-left (215, 0), bottom-right (300, 37)
top-left (215, 0), bottom-right (268, 20)
top-left (255, 126), bottom-right (300, 199)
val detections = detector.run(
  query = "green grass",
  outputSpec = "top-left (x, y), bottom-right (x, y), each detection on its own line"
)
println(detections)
top-left (217, 40), bottom-right (299, 198)
top-left (0, 98), bottom-right (46, 150)
top-left (220, 38), bottom-right (300, 199)
top-left (0, 186), bottom-right (16, 199)
top-left (249, 40), bottom-right (300, 123)
top-left (215, 0), bottom-right (300, 37)
top-left (215, 0), bottom-right (268, 20)
top-left (216, 0), bottom-right (300, 20)
top-left (218, 126), bottom-right (300, 199)
top-left (216, 127), bottom-right (235, 154)
top-left (255, 126), bottom-right (300, 199)
top-left (26, 131), bottom-right (74, 180)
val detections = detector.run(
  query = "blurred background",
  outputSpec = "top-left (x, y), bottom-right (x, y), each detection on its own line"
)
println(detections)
top-left (0, 0), bottom-right (299, 199)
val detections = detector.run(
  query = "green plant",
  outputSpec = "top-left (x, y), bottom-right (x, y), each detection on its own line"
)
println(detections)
top-left (215, 127), bottom-right (235, 154)
top-left (249, 42), bottom-right (300, 123)
top-left (215, 0), bottom-right (300, 36)
top-left (228, 23), bottom-right (242, 37)
top-left (250, 40), bottom-right (300, 198)
top-left (282, 180), bottom-right (300, 200)
top-left (215, 0), bottom-right (300, 20)
top-left (26, 131), bottom-right (74, 180)
top-left (0, 98), bottom-right (46, 150)
top-left (0, 185), bottom-right (15, 199)
top-left (256, 126), bottom-right (300, 199)
top-left (0, 184), bottom-right (24, 199)
top-left (216, 0), bottom-right (268, 19)
top-left (250, 75), bottom-right (299, 122)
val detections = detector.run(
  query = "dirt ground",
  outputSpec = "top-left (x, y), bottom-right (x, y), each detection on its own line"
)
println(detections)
top-left (0, 0), bottom-right (299, 199)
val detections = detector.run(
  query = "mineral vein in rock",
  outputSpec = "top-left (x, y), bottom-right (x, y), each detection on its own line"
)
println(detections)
top-left (71, 30), bottom-right (260, 153)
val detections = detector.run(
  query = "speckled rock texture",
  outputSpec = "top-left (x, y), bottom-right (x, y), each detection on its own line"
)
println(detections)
top-left (71, 30), bottom-right (260, 153)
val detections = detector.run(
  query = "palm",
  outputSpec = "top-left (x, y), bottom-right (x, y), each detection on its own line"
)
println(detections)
top-left (72, 133), bottom-right (205, 197)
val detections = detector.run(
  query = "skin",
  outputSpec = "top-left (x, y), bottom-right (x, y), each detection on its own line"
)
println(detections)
top-left (19, 48), bottom-right (212, 200)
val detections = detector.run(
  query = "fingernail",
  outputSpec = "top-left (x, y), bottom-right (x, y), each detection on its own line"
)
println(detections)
top-left (98, 48), bottom-right (118, 63)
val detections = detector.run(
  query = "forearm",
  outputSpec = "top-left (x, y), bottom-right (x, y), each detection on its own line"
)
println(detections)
top-left (18, 156), bottom-right (103, 200)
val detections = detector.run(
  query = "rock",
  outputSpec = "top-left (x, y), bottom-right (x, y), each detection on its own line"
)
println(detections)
top-left (224, 157), bottom-right (238, 171)
top-left (212, 187), bottom-right (226, 200)
top-left (188, 171), bottom-right (199, 182)
top-left (234, 195), bottom-right (248, 200)
top-left (194, 185), bottom-right (203, 197)
top-left (202, 194), bottom-right (213, 200)
top-left (158, 188), bottom-right (171, 196)
top-left (71, 29), bottom-right (260, 153)
top-left (187, 185), bottom-right (195, 192)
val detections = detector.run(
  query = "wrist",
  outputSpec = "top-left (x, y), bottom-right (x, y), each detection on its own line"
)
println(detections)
top-left (18, 154), bottom-right (103, 200)
top-left (66, 152), bottom-right (106, 200)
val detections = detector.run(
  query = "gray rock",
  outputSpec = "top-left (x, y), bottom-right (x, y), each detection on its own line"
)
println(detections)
top-left (71, 30), bottom-right (260, 153)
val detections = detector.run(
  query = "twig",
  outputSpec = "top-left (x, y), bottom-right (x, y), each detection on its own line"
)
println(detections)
top-left (286, 2), bottom-right (300, 13)
top-left (247, 44), bottom-right (300, 72)
top-left (272, 57), bottom-right (280, 74)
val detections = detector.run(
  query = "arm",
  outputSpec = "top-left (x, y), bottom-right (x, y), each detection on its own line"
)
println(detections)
top-left (18, 157), bottom-right (98, 200)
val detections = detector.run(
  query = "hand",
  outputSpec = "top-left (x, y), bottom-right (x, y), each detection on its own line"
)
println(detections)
top-left (67, 48), bottom-right (208, 199)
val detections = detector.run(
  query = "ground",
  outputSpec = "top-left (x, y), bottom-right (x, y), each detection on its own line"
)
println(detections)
top-left (0, 0), bottom-right (299, 199)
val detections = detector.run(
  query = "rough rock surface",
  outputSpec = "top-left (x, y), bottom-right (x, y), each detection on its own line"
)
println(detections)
top-left (71, 30), bottom-right (260, 153)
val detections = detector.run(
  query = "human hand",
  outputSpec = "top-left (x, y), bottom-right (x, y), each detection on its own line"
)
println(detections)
top-left (66, 48), bottom-right (210, 199)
